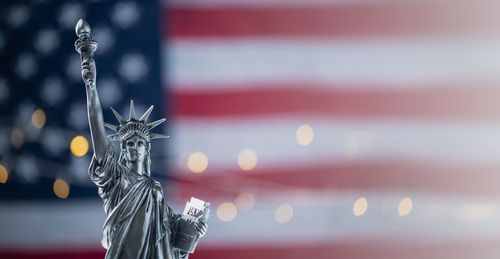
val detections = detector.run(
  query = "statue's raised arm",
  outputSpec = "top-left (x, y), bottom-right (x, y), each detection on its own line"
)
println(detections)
top-left (75, 19), bottom-right (108, 163)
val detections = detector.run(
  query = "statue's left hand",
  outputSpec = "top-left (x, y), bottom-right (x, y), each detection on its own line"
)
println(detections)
top-left (195, 218), bottom-right (208, 237)
top-left (81, 55), bottom-right (96, 89)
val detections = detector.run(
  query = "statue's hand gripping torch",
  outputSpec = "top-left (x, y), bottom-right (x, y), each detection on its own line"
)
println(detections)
top-left (74, 19), bottom-right (98, 90)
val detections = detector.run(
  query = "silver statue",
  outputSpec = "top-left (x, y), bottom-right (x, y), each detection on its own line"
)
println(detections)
top-left (74, 19), bottom-right (207, 259)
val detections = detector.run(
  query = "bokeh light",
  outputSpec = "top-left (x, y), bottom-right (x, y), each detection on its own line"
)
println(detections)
top-left (237, 149), bottom-right (257, 171)
top-left (187, 151), bottom-right (208, 173)
top-left (353, 197), bottom-right (368, 216)
top-left (274, 203), bottom-right (293, 223)
top-left (217, 202), bottom-right (237, 222)
top-left (398, 197), bottom-right (413, 216)
top-left (31, 108), bottom-right (46, 129)
top-left (70, 136), bottom-right (88, 157)
top-left (235, 193), bottom-right (255, 211)
top-left (458, 203), bottom-right (496, 221)
top-left (296, 124), bottom-right (314, 146)
top-left (53, 179), bottom-right (69, 199)
top-left (10, 128), bottom-right (24, 149)
top-left (0, 165), bottom-right (8, 184)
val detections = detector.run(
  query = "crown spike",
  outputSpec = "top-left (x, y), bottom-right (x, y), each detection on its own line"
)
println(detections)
top-left (107, 133), bottom-right (120, 141)
top-left (150, 133), bottom-right (170, 139)
top-left (104, 122), bottom-right (119, 131)
top-left (110, 107), bottom-right (126, 124)
top-left (147, 118), bottom-right (166, 130)
top-left (129, 100), bottom-right (135, 120)
top-left (139, 105), bottom-right (154, 122)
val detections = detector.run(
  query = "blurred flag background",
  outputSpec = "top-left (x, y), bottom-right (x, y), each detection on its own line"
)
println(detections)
top-left (2, 0), bottom-right (500, 258)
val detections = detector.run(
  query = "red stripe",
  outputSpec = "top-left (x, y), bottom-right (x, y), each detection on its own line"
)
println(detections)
top-left (165, 3), bottom-right (500, 38)
top-left (3, 240), bottom-right (500, 259)
top-left (169, 85), bottom-right (500, 120)
top-left (169, 161), bottom-right (500, 200)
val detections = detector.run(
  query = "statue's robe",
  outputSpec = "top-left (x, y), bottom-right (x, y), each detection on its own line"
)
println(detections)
top-left (89, 147), bottom-right (187, 259)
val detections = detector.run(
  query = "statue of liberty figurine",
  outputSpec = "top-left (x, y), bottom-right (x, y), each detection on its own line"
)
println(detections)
top-left (74, 19), bottom-right (208, 259)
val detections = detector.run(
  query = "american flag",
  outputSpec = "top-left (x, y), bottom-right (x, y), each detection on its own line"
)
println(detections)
top-left (2, 0), bottom-right (500, 258)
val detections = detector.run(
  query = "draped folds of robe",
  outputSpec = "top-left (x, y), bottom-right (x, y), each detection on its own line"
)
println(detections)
top-left (89, 147), bottom-right (188, 259)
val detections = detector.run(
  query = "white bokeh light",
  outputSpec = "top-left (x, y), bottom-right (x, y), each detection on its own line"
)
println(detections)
top-left (99, 79), bottom-right (122, 105)
top-left (7, 5), bottom-right (30, 28)
top-left (119, 54), bottom-right (149, 83)
top-left (112, 2), bottom-right (141, 28)
top-left (34, 28), bottom-right (60, 55)
top-left (94, 27), bottom-right (115, 54)
top-left (16, 155), bottom-right (38, 183)
top-left (15, 53), bottom-right (37, 79)
top-left (70, 156), bottom-right (92, 183)
top-left (67, 102), bottom-right (88, 129)
top-left (66, 56), bottom-right (82, 82)
top-left (41, 77), bottom-right (66, 106)
top-left (59, 3), bottom-right (84, 28)
top-left (17, 102), bottom-right (36, 125)
top-left (41, 129), bottom-right (67, 156)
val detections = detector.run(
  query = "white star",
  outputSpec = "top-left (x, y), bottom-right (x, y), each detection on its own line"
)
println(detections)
top-left (112, 2), bottom-right (141, 28)
top-left (16, 102), bottom-right (41, 140)
top-left (119, 54), bottom-right (149, 83)
top-left (41, 128), bottom-right (67, 156)
top-left (94, 27), bottom-right (115, 54)
top-left (15, 53), bottom-right (37, 80)
top-left (16, 102), bottom-right (36, 125)
top-left (99, 78), bottom-right (122, 105)
top-left (16, 155), bottom-right (38, 183)
top-left (34, 28), bottom-right (60, 55)
top-left (70, 156), bottom-right (92, 184)
top-left (7, 5), bottom-right (30, 28)
top-left (40, 77), bottom-right (66, 106)
top-left (66, 55), bottom-right (82, 82)
top-left (58, 3), bottom-right (84, 29)
top-left (67, 102), bottom-right (88, 129)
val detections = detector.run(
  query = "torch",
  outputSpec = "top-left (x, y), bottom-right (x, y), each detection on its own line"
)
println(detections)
top-left (74, 19), bottom-right (98, 89)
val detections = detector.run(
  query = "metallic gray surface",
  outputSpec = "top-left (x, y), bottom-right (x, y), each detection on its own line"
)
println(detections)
top-left (75, 19), bottom-right (207, 259)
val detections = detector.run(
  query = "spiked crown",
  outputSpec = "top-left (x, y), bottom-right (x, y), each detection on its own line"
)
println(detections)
top-left (105, 100), bottom-right (169, 144)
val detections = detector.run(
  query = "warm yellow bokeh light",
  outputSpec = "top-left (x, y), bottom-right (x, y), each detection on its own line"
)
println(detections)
top-left (70, 136), bottom-right (89, 157)
top-left (0, 165), bottom-right (8, 184)
top-left (235, 193), bottom-right (255, 211)
top-left (53, 179), bottom-right (70, 199)
top-left (187, 152), bottom-right (208, 173)
top-left (217, 202), bottom-right (237, 222)
top-left (296, 124), bottom-right (314, 146)
top-left (275, 203), bottom-right (294, 223)
top-left (10, 128), bottom-right (24, 150)
top-left (353, 197), bottom-right (368, 216)
top-left (31, 109), bottom-right (46, 129)
top-left (398, 197), bottom-right (413, 216)
top-left (237, 149), bottom-right (258, 171)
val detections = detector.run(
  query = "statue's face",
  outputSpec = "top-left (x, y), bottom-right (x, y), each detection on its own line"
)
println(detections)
top-left (123, 134), bottom-right (147, 165)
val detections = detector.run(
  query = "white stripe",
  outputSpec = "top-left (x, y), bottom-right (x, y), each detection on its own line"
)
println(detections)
top-left (169, 118), bottom-right (500, 170)
top-left (0, 200), bottom-right (105, 250)
top-left (165, 0), bottom-right (471, 7)
top-left (166, 39), bottom-right (500, 90)
top-left (202, 191), bottom-right (500, 247)
top-left (1, 191), bottom-right (499, 248)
